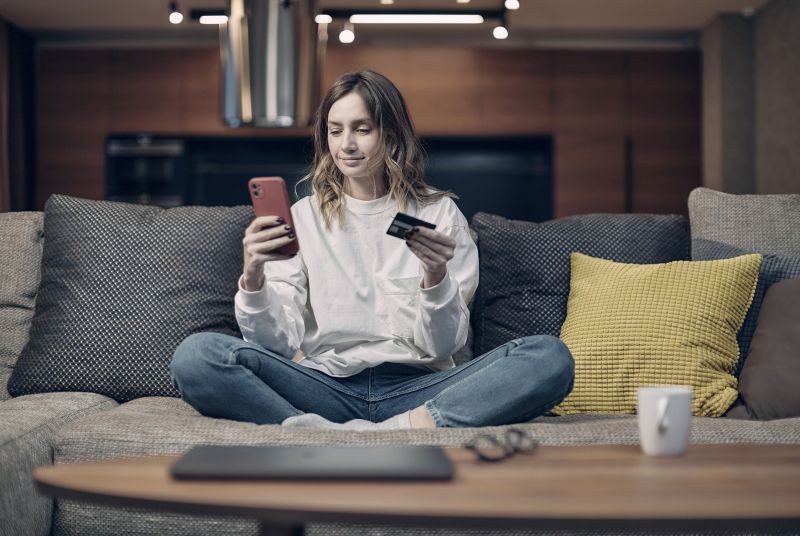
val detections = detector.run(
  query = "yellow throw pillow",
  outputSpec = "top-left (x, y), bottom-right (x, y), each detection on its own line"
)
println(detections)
top-left (554, 252), bottom-right (762, 417)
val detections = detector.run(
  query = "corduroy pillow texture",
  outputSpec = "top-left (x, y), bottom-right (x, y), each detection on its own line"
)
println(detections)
top-left (469, 212), bottom-right (689, 356)
top-left (554, 252), bottom-right (762, 417)
top-left (8, 195), bottom-right (253, 402)
top-left (725, 278), bottom-right (800, 421)
top-left (0, 212), bottom-right (43, 400)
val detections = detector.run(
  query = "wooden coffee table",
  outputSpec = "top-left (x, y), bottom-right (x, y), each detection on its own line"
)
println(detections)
top-left (34, 444), bottom-right (800, 535)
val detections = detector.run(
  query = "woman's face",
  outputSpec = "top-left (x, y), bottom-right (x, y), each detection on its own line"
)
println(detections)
top-left (327, 92), bottom-right (384, 186)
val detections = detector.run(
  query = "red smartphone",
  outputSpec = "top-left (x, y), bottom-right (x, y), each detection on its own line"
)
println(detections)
top-left (248, 176), bottom-right (299, 256)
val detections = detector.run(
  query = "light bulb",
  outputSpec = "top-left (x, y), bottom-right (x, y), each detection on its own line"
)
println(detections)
top-left (339, 27), bottom-right (355, 43)
top-left (168, 2), bottom-right (183, 24)
top-left (493, 25), bottom-right (508, 39)
top-left (505, 0), bottom-right (520, 10)
top-left (315, 14), bottom-right (333, 24)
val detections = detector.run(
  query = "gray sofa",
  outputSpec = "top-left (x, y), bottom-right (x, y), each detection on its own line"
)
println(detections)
top-left (2, 188), bottom-right (799, 536)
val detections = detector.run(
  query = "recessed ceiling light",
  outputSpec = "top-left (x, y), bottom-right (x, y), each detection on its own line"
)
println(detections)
top-left (493, 25), bottom-right (508, 39)
top-left (505, 0), bottom-right (520, 10)
top-left (315, 14), bottom-right (333, 23)
top-left (380, 0), bottom-right (395, 4)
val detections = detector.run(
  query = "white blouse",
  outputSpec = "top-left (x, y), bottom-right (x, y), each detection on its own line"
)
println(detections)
top-left (234, 192), bottom-right (479, 378)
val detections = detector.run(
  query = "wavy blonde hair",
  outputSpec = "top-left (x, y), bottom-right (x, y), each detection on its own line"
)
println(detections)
top-left (297, 70), bottom-right (454, 230)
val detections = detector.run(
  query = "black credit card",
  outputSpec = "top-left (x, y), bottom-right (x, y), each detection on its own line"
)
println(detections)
top-left (386, 212), bottom-right (436, 239)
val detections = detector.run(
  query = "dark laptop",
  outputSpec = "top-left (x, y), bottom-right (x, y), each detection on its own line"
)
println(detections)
top-left (170, 445), bottom-right (454, 481)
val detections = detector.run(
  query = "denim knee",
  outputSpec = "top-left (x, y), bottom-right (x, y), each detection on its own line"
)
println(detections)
top-left (170, 332), bottom-right (231, 389)
top-left (516, 335), bottom-right (575, 397)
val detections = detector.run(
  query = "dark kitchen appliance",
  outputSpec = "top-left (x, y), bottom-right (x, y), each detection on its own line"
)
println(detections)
top-left (106, 135), bottom-right (186, 207)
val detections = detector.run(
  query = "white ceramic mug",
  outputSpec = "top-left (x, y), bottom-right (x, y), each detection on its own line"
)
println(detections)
top-left (637, 386), bottom-right (693, 456)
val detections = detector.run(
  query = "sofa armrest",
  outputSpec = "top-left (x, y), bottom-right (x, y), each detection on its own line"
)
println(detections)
top-left (0, 392), bottom-right (117, 536)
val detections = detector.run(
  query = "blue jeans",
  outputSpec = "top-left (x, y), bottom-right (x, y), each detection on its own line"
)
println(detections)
top-left (170, 333), bottom-right (574, 428)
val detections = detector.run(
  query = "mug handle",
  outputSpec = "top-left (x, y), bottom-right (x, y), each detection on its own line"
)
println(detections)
top-left (657, 397), bottom-right (670, 434)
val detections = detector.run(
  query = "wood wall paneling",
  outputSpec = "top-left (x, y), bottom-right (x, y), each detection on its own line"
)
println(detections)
top-left (323, 46), bottom-right (411, 105)
top-left (553, 51), bottom-right (628, 216)
top-left (628, 51), bottom-right (701, 215)
top-left (35, 46), bottom-right (701, 216)
top-left (37, 49), bottom-right (111, 206)
top-left (109, 49), bottom-right (183, 133)
top-left (401, 48), bottom-right (483, 135)
top-left (474, 49), bottom-right (554, 134)
top-left (180, 48), bottom-right (227, 133)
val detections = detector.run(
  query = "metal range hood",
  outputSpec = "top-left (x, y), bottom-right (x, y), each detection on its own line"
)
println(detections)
top-left (221, 0), bottom-right (317, 127)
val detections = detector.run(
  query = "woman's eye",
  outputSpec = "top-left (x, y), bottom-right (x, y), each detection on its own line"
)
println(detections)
top-left (357, 129), bottom-right (371, 134)
top-left (329, 130), bottom-right (342, 136)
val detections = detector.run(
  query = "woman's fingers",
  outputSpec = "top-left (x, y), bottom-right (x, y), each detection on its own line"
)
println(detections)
top-left (247, 215), bottom-right (284, 234)
top-left (406, 239), bottom-right (448, 266)
top-left (413, 227), bottom-right (456, 248)
top-left (249, 224), bottom-right (293, 243)
top-left (407, 230), bottom-right (454, 261)
top-left (248, 234), bottom-right (296, 255)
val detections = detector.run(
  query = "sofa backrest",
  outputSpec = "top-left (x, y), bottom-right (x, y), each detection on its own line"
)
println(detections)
top-left (0, 211), bottom-right (44, 400)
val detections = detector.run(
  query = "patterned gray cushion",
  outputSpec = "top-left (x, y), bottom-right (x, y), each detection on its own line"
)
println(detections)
top-left (7, 195), bottom-right (253, 402)
top-left (0, 392), bottom-right (117, 536)
top-left (692, 239), bottom-right (800, 373)
top-left (0, 212), bottom-right (43, 401)
top-left (688, 187), bottom-right (800, 256)
top-left (469, 212), bottom-right (689, 355)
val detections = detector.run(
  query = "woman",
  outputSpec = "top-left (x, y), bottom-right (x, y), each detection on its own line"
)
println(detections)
top-left (170, 70), bottom-right (574, 429)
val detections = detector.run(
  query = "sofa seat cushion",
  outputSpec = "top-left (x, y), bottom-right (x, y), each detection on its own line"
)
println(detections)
top-left (0, 392), bottom-right (117, 536)
top-left (53, 397), bottom-right (800, 465)
top-left (50, 397), bottom-right (800, 536)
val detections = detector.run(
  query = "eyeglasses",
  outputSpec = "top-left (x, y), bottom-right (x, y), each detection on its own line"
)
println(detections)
top-left (464, 428), bottom-right (538, 462)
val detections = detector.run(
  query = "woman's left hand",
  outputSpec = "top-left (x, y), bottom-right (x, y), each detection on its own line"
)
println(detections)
top-left (405, 227), bottom-right (456, 288)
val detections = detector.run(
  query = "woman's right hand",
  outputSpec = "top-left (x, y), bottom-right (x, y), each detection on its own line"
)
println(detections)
top-left (241, 216), bottom-right (297, 291)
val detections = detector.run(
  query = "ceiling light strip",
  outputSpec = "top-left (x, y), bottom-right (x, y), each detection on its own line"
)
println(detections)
top-left (349, 14), bottom-right (484, 24)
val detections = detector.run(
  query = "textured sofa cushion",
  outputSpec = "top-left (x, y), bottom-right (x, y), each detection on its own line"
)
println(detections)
top-left (0, 392), bottom-right (117, 536)
top-left (469, 212), bottom-right (689, 356)
top-left (726, 278), bottom-right (800, 421)
top-left (688, 187), bottom-right (800, 256)
top-left (51, 397), bottom-right (800, 536)
top-left (8, 195), bottom-right (253, 402)
top-left (555, 253), bottom-right (762, 417)
top-left (0, 212), bottom-right (43, 401)
top-left (692, 239), bottom-right (800, 371)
